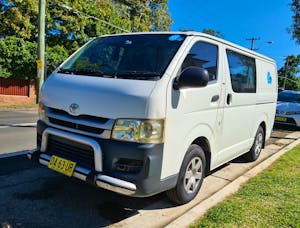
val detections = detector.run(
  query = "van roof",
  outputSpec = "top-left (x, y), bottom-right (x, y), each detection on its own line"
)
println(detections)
top-left (100, 31), bottom-right (276, 63)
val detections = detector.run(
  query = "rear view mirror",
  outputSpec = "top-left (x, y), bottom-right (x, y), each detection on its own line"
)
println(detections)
top-left (173, 67), bottom-right (209, 90)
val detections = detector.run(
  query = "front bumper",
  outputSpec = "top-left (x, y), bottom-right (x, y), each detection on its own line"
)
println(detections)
top-left (29, 120), bottom-right (177, 197)
top-left (28, 151), bottom-right (137, 195)
top-left (275, 115), bottom-right (300, 127)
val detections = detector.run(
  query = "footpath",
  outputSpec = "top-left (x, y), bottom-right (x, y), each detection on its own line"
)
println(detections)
top-left (112, 131), bottom-right (300, 227)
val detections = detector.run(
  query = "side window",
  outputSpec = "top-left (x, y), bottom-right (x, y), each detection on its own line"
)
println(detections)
top-left (181, 42), bottom-right (218, 81)
top-left (226, 50), bottom-right (256, 93)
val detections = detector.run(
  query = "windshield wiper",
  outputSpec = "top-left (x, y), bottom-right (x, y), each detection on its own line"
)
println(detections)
top-left (115, 71), bottom-right (161, 79)
top-left (57, 68), bottom-right (74, 74)
top-left (58, 68), bottom-right (114, 78)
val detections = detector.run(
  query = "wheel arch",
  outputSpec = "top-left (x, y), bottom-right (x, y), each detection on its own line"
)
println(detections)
top-left (259, 121), bottom-right (266, 148)
top-left (252, 112), bottom-right (268, 148)
top-left (192, 136), bottom-right (211, 174)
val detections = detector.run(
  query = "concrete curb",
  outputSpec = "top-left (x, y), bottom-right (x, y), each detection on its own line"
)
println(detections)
top-left (165, 136), bottom-right (300, 228)
top-left (0, 123), bottom-right (36, 128)
top-left (0, 149), bottom-right (35, 159)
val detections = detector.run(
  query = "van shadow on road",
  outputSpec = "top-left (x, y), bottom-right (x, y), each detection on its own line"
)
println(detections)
top-left (0, 155), bottom-right (166, 228)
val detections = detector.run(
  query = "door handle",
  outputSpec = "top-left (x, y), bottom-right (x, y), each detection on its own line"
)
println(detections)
top-left (227, 94), bottom-right (232, 105)
top-left (211, 95), bottom-right (219, 102)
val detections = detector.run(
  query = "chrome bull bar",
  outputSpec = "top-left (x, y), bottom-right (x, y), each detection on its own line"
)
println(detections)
top-left (27, 127), bottom-right (136, 196)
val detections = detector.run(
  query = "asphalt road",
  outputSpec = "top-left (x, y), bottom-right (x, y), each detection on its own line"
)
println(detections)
top-left (0, 126), bottom-right (297, 228)
top-left (0, 110), bottom-right (37, 155)
top-left (0, 110), bottom-right (37, 125)
top-left (0, 155), bottom-right (163, 228)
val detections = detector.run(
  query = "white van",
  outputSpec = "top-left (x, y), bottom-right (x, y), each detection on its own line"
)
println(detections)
top-left (28, 32), bottom-right (277, 204)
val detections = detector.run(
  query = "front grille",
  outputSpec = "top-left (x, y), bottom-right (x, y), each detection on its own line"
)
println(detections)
top-left (46, 135), bottom-right (95, 170)
top-left (46, 107), bottom-right (112, 137)
top-left (48, 117), bottom-right (104, 134)
top-left (49, 108), bottom-right (109, 123)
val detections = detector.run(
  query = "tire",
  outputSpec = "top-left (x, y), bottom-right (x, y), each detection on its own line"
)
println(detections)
top-left (245, 126), bottom-right (264, 162)
top-left (166, 144), bottom-right (206, 205)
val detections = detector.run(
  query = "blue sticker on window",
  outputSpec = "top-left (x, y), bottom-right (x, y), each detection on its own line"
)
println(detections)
top-left (267, 72), bottom-right (272, 84)
top-left (168, 35), bottom-right (184, 41)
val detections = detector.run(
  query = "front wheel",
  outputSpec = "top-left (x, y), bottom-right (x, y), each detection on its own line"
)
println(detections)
top-left (245, 126), bottom-right (264, 162)
top-left (166, 144), bottom-right (206, 205)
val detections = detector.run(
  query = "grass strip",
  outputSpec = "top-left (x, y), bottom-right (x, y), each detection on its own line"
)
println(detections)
top-left (193, 145), bottom-right (300, 228)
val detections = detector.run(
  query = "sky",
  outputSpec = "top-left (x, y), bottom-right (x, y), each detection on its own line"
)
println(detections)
top-left (168, 0), bottom-right (300, 68)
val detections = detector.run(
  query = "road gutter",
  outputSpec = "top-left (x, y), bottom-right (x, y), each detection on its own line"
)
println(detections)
top-left (0, 149), bottom-right (35, 159)
top-left (165, 136), bottom-right (300, 228)
top-left (0, 123), bottom-right (36, 127)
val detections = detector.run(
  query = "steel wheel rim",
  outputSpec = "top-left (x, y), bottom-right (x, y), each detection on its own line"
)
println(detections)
top-left (254, 132), bottom-right (263, 156)
top-left (184, 157), bottom-right (203, 194)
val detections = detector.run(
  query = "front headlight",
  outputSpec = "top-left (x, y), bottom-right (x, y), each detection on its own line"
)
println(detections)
top-left (38, 103), bottom-right (46, 121)
top-left (112, 119), bottom-right (164, 143)
top-left (286, 111), bottom-right (300, 115)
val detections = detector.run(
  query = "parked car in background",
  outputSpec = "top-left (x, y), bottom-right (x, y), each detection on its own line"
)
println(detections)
top-left (275, 90), bottom-right (300, 127)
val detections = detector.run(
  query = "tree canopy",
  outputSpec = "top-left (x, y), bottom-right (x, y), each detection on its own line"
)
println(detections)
top-left (288, 0), bottom-right (300, 44)
top-left (0, 0), bottom-right (172, 79)
top-left (278, 55), bottom-right (300, 90)
top-left (0, 36), bottom-right (69, 79)
top-left (0, 0), bottom-right (172, 51)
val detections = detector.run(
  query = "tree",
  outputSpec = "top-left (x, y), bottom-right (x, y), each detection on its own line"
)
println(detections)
top-left (288, 0), bottom-right (300, 44)
top-left (0, 36), bottom-right (68, 79)
top-left (0, 36), bottom-right (37, 79)
top-left (0, 0), bottom-right (172, 52)
top-left (202, 28), bottom-right (225, 38)
top-left (114, 0), bottom-right (172, 32)
top-left (278, 55), bottom-right (300, 90)
top-left (0, 0), bottom-right (172, 79)
top-left (0, 0), bottom-right (132, 52)
top-left (0, 0), bottom-right (38, 40)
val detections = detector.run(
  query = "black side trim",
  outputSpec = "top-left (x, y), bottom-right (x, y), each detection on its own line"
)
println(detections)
top-left (256, 101), bottom-right (275, 105)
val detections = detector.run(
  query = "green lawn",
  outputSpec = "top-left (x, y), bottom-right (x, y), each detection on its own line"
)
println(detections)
top-left (193, 146), bottom-right (300, 228)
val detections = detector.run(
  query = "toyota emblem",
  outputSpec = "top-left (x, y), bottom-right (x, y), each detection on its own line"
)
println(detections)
top-left (69, 103), bottom-right (79, 115)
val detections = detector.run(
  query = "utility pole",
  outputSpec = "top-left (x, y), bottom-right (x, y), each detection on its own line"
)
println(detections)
top-left (246, 37), bottom-right (260, 50)
top-left (37, 0), bottom-right (46, 103)
top-left (283, 57), bottom-right (290, 89)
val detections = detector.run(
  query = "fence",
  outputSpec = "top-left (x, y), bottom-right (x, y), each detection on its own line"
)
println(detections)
top-left (0, 78), bottom-right (37, 105)
top-left (0, 78), bottom-right (30, 96)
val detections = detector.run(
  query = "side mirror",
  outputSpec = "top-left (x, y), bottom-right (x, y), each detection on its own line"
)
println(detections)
top-left (173, 67), bottom-right (209, 90)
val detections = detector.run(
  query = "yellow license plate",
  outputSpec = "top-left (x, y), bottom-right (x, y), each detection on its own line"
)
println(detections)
top-left (275, 116), bottom-right (287, 122)
top-left (48, 155), bottom-right (76, 177)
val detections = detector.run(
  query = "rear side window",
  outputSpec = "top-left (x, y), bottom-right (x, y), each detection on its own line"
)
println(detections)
top-left (226, 50), bottom-right (256, 93)
top-left (182, 41), bottom-right (218, 81)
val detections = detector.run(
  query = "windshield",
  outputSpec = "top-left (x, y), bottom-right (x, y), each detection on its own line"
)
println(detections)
top-left (58, 34), bottom-right (186, 80)
top-left (278, 91), bottom-right (300, 103)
